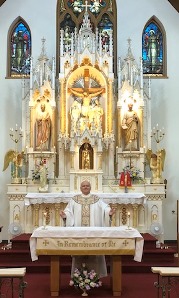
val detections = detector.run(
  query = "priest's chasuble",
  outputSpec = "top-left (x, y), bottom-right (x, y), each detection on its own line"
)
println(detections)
top-left (64, 194), bottom-right (111, 277)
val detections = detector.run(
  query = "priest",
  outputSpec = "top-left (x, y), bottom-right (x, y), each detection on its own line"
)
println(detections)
top-left (60, 180), bottom-right (115, 278)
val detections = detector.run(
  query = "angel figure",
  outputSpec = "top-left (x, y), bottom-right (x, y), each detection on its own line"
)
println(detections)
top-left (146, 149), bottom-right (166, 183)
top-left (3, 149), bottom-right (24, 182)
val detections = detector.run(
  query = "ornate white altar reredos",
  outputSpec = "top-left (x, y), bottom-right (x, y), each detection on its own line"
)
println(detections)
top-left (7, 6), bottom-right (166, 241)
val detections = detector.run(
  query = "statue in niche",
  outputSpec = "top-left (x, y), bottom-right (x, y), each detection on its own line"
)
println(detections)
top-left (35, 102), bottom-right (51, 151)
top-left (80, 143), bottom-right (93, 170)
top-left (122, 102), bottom-right (139, 151)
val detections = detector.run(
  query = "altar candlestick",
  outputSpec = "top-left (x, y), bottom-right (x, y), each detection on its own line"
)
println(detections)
top-left (53, 146), bottom-right (56, 159)
top-left (43, 212), bottom-right (47, 229)
top-left (129, 140), bottom-right (132, 168)
top-left (127, 212), bottom-right (130, 228)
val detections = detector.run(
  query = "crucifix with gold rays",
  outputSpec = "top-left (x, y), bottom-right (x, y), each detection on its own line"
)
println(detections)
top-left (68, 68), bottom-right (105, 111)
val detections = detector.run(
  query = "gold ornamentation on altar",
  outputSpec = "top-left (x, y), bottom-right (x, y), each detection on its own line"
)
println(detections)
top-left (80, 143), bottom-right (93, 170)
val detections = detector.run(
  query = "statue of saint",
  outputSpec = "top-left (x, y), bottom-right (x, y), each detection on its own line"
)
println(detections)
top-left (36, 103), bottom-right (51, 151)
top-left (88, 99), bottom-right (104, 128)
top-left (70, 99), bottom-right (81, 126)
top-left (38, 161), bottom-right (48, 193)
top-left (122, 102), bottom-right (139, 150)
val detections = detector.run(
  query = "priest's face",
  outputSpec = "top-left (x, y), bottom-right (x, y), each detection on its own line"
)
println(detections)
top-left (80, 181), bottom-right (91, 195)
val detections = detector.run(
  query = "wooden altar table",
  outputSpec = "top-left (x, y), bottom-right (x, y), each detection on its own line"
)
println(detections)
top-left (30, 226), bottom-right (144, 297)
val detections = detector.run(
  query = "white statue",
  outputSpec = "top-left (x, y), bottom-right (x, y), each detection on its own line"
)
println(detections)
top-left (38, 161), bottom-right (48, 192)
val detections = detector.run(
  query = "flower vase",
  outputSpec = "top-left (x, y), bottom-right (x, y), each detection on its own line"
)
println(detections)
top-left (81, 289), bottom-right (88, 296)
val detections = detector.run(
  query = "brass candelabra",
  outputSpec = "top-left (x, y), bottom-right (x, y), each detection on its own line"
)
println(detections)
top-left (151, 123), bottom-right (165, 145)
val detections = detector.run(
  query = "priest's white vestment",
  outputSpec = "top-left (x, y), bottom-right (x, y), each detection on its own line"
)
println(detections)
top-left (63, 193), bottom-right (112, 277)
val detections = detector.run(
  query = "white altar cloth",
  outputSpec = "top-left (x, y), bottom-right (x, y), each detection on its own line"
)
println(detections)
top-left (30, 226), bottom-right (144, 262)
top-left (25, 192), bottom-right (146, 206)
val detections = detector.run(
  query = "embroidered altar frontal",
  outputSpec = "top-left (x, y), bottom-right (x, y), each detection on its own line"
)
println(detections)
top-left (30, 226), bottom-right (144, 261)
top-left (36, 237), bottom-right (135, 255)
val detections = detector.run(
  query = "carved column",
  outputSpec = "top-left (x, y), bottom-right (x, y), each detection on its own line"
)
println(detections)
top-left (59, 79), bottom-right (66, 133)
top-left (132, 204), bottom-right (139, 228)
top-left (33, 204), bottom-right (40, 227)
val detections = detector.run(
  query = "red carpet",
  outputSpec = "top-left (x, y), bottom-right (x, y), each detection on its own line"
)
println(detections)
top-left (0, 234), bottom-right (178, 297)
top-left (24, 273), bottom-right (157, 298)
top-left (19, 272), bottom-right (179, 298)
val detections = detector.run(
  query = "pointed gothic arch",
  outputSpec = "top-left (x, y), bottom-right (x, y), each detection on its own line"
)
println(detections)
top-left (56, 0), bottom-right (117, 75)
top-left (142, 16), bottom-right (167, 77)
top-left (7, 16), bottom-right (31, 78)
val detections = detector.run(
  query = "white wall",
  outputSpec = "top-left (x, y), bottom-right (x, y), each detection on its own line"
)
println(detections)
top-left (0, 0), bottom-right (178, 240)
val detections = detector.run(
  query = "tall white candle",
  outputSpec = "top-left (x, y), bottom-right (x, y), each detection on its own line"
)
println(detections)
top-left (127, 212), bottom-right (130, 227)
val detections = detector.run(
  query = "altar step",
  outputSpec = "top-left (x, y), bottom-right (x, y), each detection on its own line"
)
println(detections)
top-left (0, 233), bottom-right (177, 274)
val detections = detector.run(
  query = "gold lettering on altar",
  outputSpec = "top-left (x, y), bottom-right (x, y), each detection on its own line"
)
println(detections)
top-left (37, 238), bottom-right (135, 253)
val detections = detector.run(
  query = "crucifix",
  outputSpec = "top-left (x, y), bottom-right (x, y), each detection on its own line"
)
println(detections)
top-left (68, 68), bottom-right (105, 116)
top-left (68, 68), bottom-right (105, 94)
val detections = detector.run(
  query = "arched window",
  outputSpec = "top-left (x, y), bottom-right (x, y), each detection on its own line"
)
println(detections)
top-left (7, 17), bottom-right (31, 78)
top-left (56, 0), bottom-right (117, 75)
top-left (142, 16), bottom-right (167, 77)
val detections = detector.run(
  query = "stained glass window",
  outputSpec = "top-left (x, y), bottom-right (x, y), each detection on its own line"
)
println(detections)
top-left (142, 21), bottom-right (164, 76)
top-left (98, 14), bottom-right (113, 52)
top-left (57, 0), bottom-right (117, 74)
top-left (67, 0), bottom-right (84, 16)
top-left (60, 14), bottom-right (76, 52)
top-left (10, 22), bottom-right (31, 77)
top-left (89, 0), bottom-right (106, 15)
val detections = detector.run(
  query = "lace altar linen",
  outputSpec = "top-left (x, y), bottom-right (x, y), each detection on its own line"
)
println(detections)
top-left (25, 192), bottom-right (146, 206)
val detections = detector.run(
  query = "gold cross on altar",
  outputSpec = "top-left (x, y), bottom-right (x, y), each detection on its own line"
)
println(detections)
top-left (43, 239), bottom-right (49, 246)
top-left (123, 240), bottom-right (129, 246)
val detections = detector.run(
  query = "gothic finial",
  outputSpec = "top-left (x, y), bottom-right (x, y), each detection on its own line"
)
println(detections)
top-left (41, 37), bottom-right (46, 55)
top-left (127, 38), bottom-right (131, 48)
top-left (82, 0), bottom-right (91, 12)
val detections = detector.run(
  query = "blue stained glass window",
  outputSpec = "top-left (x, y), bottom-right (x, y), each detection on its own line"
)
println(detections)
top-left (11, 22), bottom-right (31, 77)
top-left (142, 22), bottom-right (163, 75)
